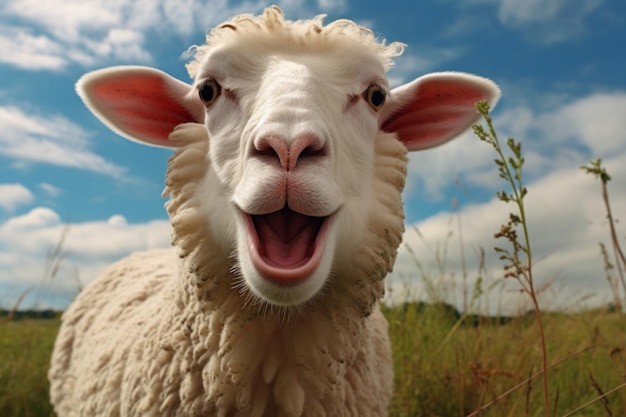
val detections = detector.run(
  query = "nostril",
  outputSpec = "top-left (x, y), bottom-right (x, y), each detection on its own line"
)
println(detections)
top-left (288, 133), bottom-right (325, 170)
top-left (300, 145), bottom-right (325, 159)
top-left (254, 133), bottom-right (326, 171)
top-left (255, 135), bottom-right (289, 169)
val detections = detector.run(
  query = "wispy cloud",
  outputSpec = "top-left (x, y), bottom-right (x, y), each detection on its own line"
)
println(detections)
top-left (493, 0), bottom-right (602, 26)
top-left (0, 0), bottom-right (339, 72)
top-left (496, 0), bottom-right (603, 43)
top-left (0, 0), bottom-right (196, 70)
top-left (0, 22), bottom-right (152, 70)
top-left (39, 182), bottom-right (62, 198)
top-left (447, 0), bottom-right (605, 44)
top-left (0, 104), bottom-right (126, 177)
top-left (0, 27), bottom-right (69, 71)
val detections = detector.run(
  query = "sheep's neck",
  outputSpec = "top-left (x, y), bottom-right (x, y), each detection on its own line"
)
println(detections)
top-left (163, 128), bottom-right (407, 416)
top-left (171, 258), bottom-right (388, 417)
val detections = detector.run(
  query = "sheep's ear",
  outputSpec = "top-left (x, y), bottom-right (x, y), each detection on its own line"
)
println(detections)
top-left (76, 66), bottom-right (205, 147)
top-left (381, 72), bottom-right (500, 151)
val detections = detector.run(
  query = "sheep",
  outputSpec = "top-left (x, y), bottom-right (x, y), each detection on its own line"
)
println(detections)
top-left (49, 6), bottom-right (500, 417)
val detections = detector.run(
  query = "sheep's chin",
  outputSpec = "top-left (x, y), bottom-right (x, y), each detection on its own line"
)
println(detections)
top-left (238, 208), bottom-right (336, 307)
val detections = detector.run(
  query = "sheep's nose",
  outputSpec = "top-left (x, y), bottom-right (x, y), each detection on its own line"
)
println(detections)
top-left (254, 133), bottom-right (325, 171)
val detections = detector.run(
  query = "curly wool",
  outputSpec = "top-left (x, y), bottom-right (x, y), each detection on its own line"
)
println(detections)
top-left (185, 5), bottom-right (405, 79)
top-left (49, 122), bottom-right (408, 417)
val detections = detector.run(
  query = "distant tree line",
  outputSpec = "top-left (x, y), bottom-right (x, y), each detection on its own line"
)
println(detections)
top-left (1, 309), bottom-right (61, 320)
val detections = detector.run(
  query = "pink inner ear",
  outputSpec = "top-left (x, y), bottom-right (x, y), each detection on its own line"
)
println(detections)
top-left (382, 77), bottom-right (496, 151)
top-left (89, 72), bottom-right (198, 142)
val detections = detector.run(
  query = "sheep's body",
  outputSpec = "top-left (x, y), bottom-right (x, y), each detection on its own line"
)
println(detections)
top-left (50, 123), bottom-right (403, 416)
top-left (50, 6), bottom-right (499, 417)
top-left (50, 250), bottom-right (392, 417)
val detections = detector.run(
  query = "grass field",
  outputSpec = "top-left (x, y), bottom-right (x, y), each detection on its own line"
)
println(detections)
top-left (0, 318), bottom-right (58, 417)
top-left (386, 304), bottom-right (626, 416)
top-left (1, 305), bottom-right (625, 417)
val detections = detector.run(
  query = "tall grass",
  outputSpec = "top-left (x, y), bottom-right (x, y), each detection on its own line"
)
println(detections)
top-left (387, 304), bottom-right (626, 416)
top-left (581, 158), bottom-right (626, 311)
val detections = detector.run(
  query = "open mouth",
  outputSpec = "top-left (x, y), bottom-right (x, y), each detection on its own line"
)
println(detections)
top-left (243, 207), bottom-right (331, 285)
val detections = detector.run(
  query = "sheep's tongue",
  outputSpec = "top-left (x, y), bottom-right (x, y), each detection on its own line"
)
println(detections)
top-left (253, 209), bottom-right (323, 269)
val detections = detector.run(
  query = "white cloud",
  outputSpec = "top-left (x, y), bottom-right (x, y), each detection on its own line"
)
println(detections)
top-left (405, 129), bottom-right (496, 200)
top-left (0, 0), bottom-right (280, 71)
top-left (0, 183), bottom-right (34, 212)
top-left (107, 214), bottom-right (128, 227)
top-left (392, 88), bottom-right (626, 314)
top-left (0, 0), bottom-right (365, 71)
top-left (2, 0), bottom-right (122, 41)
top-left (465, 0), bottom-right (604, 43)
top-left (541, 92), bottom-right (626, 156)
top-left (5, 206), bottom-right (60, 229)
top-left (0, 0), bottom-right (161, 70)
top-left (0, 27), bottom-right (69, 70)
top-left (404, 91), bottom-right (626, 201)
top-left (83, 28), bottom-right (152, 63)
top-left (0, 207), bottom-right (171, 309)
top-left (0, 104), bottom-right (126, 177)
top-left (389, 154), bottom-right (626, 314)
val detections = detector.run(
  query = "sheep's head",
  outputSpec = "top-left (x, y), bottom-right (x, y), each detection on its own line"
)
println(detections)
top-left (77, 6), bottom-right (499, 310)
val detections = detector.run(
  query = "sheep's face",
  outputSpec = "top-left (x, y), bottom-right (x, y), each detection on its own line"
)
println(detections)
top-left (195, 46), bottom-right (389, 306)
top-left (75, 8), bottom-right (500, 310)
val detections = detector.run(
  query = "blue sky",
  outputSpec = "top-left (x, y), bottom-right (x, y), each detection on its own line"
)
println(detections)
top-left (1, 0), bottom-right (625, 313)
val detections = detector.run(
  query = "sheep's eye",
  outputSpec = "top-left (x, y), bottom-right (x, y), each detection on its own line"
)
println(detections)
top-left (364, 84), bottom-right (386, 111)
top-left (198, 79), bottom-right (221, 107)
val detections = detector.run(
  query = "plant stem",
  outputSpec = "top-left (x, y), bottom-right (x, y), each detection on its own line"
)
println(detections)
top-left (601, 178), bottom-right (626, 302)
top-left (581, 158), bottom-right (626, 310)
top-left (473, 101), bottom-right (550, 417)
top-left (561, 381), bottom-right (626, 417)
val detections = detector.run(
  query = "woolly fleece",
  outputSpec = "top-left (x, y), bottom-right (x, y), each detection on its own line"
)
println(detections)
top-left (48, 119), bottom-right (408, 416)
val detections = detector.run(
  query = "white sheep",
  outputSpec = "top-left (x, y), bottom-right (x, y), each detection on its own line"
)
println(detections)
top-left (49, 6), bottom-right (499, 417)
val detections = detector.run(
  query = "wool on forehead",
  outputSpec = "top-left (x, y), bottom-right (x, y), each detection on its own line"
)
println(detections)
top-left (185, 5), bottom-right (405, 79)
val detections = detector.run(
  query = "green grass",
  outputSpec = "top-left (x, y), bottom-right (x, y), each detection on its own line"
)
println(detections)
top-left (1, 308), bottom-right (624, 416)
top-left (386, 304), bottom-right (626, 417)
top-left (0, 319), bottom-right (58, 417)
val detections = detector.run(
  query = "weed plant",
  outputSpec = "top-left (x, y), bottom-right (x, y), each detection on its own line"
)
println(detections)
top-left (473, 101), bottom-right (550, 416)
top-left (581, 158), bottom-right (626, 310)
